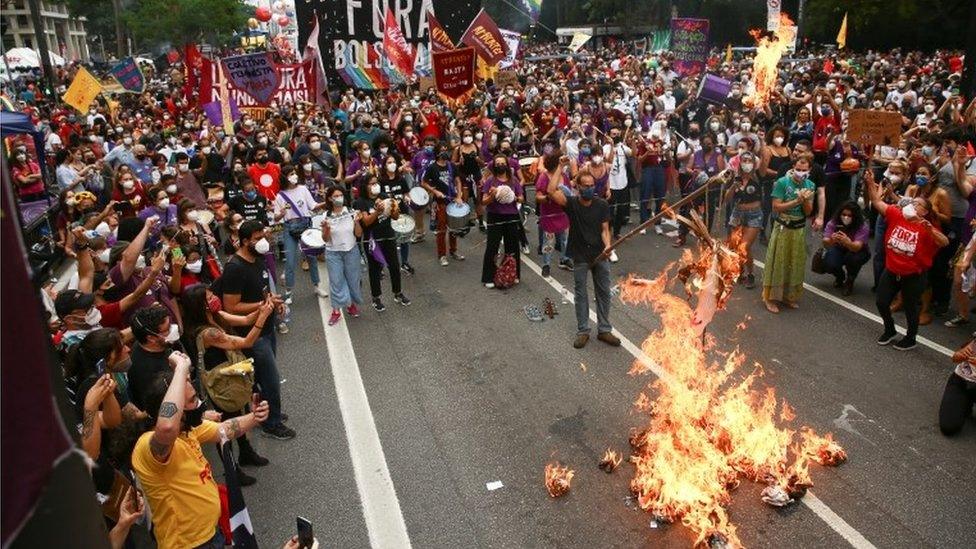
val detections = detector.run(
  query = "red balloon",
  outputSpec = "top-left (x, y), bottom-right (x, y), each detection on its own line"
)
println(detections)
top-left (255, 6), bottom-right (272, 22)
top-left (276, 15), bottom-right (290, 26)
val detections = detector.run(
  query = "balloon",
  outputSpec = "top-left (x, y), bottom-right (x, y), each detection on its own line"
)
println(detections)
top-left (247, 17), bottom-right (260, 29)
top-left (285, 10), bottom-right (295, 17)
top-left (276, 15), bottom-right (289, 26)
top-left (255, 6), bottom-right (272, 22)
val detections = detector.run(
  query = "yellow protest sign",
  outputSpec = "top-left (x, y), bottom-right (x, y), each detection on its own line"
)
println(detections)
top-left (62, 67), bottom-right (102, 113)
top-left (847, 109), bottom-right (903, 147)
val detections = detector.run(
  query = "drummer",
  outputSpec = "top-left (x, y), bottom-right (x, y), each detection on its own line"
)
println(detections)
top-left (272, 166), bottom-right (329, 301)
top-left (378, 155), bottom-right (415, 275)
top-left (421, 148), bottom-right (465, 267)
top-left (480, 155), bottom-right (525, 287)
top-left (409, 135), bottom-right (439, 243)
top-left (355, 175), bottom-right (411, 312)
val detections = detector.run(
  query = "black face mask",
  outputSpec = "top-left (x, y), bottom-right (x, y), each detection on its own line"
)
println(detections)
top-left (492, 165), bottom-right (507, 175)
top-left (257, 156), bottom-right (268, 164)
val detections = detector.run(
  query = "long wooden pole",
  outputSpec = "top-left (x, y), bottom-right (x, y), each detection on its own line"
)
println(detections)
top-left (596, 170), bottom-right (730, 261)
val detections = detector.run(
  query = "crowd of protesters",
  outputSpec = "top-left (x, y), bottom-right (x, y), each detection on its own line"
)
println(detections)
top-left (4, 39), bottom-right (976, 547)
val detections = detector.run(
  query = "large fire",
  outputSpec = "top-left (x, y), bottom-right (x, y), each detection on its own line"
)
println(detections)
top-left (743, 13), bottom-right (796, 109)
top-left (615, 230), bottom-right (845, 547)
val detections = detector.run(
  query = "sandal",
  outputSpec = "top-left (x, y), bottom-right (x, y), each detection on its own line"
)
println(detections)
top-left (764, 300), bottom-right (780, 314)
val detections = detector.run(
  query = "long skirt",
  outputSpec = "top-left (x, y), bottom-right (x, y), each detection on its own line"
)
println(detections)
top-left (762, 220), bottom-right (807, 303)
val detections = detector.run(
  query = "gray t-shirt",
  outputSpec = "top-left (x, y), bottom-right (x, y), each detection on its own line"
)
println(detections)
top-left (937, 161), bottom-right (969, 218)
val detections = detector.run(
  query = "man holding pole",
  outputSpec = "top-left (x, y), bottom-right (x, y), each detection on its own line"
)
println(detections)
top-left (547, 156), bottom-right (621, 349)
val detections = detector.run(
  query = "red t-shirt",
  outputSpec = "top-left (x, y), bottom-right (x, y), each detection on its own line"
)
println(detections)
top-left (883, 206), bottom-right (942, 275)
top-left (248, 162), bottom-right (281, 200)
top-left (812, 113), bottom-right (839, 153)
top-left (97, 301), bottom-right (124, 329)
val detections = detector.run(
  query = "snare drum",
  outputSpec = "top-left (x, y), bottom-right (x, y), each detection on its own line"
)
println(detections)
top-left (299, 228), bottom-right (325, 257)
top-left (391, 215), bottom-right (416, 243)
top-left (519, 156), bottom-right (539, 184)
top-left (408, 186), bottom-right (430, 211)
top-left (445, 201), bottom-right (472, 233)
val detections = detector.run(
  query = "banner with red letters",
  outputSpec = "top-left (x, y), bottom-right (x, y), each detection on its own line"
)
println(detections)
top-left (431, 47), bottom-right (475, 100)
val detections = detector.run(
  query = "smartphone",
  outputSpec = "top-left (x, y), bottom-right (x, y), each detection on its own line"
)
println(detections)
top-left (95, 358), bottom-right (106, 377)
top-left (171, 247), bottom-right (183, 260)
top-left (296, 516), bottom-right (314, 549)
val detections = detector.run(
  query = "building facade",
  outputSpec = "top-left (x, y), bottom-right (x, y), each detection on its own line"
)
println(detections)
top-left (2, 1), bottom-right (89, 62)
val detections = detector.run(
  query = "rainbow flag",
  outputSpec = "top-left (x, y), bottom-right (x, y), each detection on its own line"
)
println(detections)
top-left (523, 0), bottom-right (542, 23)
top-left (338, 46), bottom-right (389, 90)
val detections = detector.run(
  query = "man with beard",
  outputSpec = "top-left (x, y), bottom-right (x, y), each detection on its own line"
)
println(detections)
top-left (131, 353), bottom-right (269, 548)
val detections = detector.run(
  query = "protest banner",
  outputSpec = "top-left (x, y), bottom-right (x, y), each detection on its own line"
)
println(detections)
top-left (199, 59), bottom-right (318, 108)
top-left (432, 47), bottom-right (475, 100)
top-left (418, 76), bottom-right (435, 93)
top-left (383, 8), bottom-right (416, 78)
top-left (427, 10), bottom-right (456, 53)
top-left (847, 109), bottom-right (903, 146)
top-left (296, 1), bottom-right (479, 90)
top-left (767, 0), bottom-right (781, 31)
top-left (669, 18), bottom-right (710, 77)
top-left (460, 9), bottom-right (508, 66)
top-left (221, 52), bottom-right (281, 106)
top-left (568, 32), bottom-right (591, 53)
top-left (499, 29), bottom-right (521, 69)
top-left (62, 67), bottom-right (102, 113)
top-left (108, 57), bottom-right (145, 94)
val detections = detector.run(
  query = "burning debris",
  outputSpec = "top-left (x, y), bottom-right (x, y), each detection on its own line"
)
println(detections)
top-left (544, 462), bottom-right (574, 498)
top-left (598, 448), bottom-right (622, 473)
top-left (744, 13), bottom-right (796, 109)
top-left (613, 232), bottom-right (846, 547)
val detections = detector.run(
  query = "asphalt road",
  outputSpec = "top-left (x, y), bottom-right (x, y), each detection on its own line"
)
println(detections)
top-left (236, 202), bottom-right (975, 549)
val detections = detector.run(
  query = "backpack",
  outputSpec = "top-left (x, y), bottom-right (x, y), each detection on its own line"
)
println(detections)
top-left (494, 254), bottom-right (518, 289)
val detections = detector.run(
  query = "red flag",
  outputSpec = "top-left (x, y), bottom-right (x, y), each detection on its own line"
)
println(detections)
top-left (427, 10), bottom-right (455, 53)
top-left (183, 43), bottom-right (204, 107)
top-left (432, 47), bottom-right (475, 100)
top-left (383, 8), bottom-right (415, 78)
top-left (823, 57), bottom-right (835, 74)
top-left (302, 11), bottom-right (330, 106)
top-left (460, 9), bottom-right (508, 66)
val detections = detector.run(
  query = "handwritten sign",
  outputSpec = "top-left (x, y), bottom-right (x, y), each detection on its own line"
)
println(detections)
top-left (418, 76), bottom-right (435, 93)
top-left (494, 70), bottom-right (518, 89)
top-left (62, 67), bottom-right (102, 113)
top-left (432, 47), bottom-right (475, 100)
top-left (108, 57), bottom-right (145, 94)
top-left (847, 110), bottom-right (903, 146)
top-left (220, 52), bottom-right (281, 106)
top-left (670, 18), bottom-right (710, 77)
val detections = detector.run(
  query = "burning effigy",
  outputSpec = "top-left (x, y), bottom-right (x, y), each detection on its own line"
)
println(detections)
top-left (614, 228), bottom-right (846, 548)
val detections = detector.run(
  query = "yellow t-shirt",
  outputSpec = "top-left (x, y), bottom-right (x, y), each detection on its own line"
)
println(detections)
top-left (132, 420), bottom-right (221, 549)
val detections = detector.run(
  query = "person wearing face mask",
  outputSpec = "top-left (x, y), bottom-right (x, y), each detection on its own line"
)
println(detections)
top-left (728, 118), bottom-right (759, 154)
top-left (725, 152), bottom-right (763, 288)
top-left (273, 166), bottom-right (329, 299)
top-left (55, 289), bottom-right (110, 350)
top-left (138, 187), bottom-right (180, 245)
top-left (480, 155), bottom-right (525, 287)
top-left (167, 151), bottom-right (204, 209)
top-left (762, 157), bottom-right (816, 313)
top-left (636, 132), bottom-right (667, 235)
top-left (422, 149), bottom-right (464, 265)
top-left (230, 178), bottom-right (270, 227)
top-left (355, 175), bottom-right (412, 310)
top-left (127, 305), bottom-right (186, 411)
top-left (812, 90), bottom-right (841, 164)
top-left (56, 147), bottom-right (97, 193)
top-left (180, 284), bottom-right (275, 484)
top-left (299, 132), bottom-right (340, 183)
top-left (377, 155), bottom-right (416, 274)
top-left (126, 354), bottom-right (270, 548)
top-left (111, 170), bottom-right (149, 218)
top-left (546, 170), bottom-right (620, 349)
top-left (221, 220), bottom-right (294, 439)
top-left (344, 140), bottom-right (378, 197)
top-left (10, 148), bottom-right (45, 201)
top-left (930, 146), bottom-right (975, 316)
top-left (454, 129), bottom-right (487, 231)
top-left (247, 146), bottom-right (281, 200)
top-left (107, 217), bottom-right (182, 328)
top-left (320, 186), bottom-right (365, 325)
top-left (188, 136), bottom-right (225, 189)
top-left (788, 108), bottom-right (814, 148)
top-left (821, 201), bottom-right (871, 296)
top-left (759, 126), bottom-right (794, 236)
top-left (866, 170), bottom-right (948, 350)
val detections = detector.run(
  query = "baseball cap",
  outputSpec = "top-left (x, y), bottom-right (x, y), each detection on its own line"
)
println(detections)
top-left (55, 289), bottom-right (94, 317)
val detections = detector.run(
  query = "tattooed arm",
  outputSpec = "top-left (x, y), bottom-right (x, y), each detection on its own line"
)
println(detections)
top-left (148, 358), bottom-right (192, 463)
top-left (200, 396), bottom-right (270, 444)
top-left (80, 375), bottom-right (117, 460)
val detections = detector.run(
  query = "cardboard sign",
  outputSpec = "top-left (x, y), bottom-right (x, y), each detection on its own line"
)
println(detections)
top-left (432, 47), bottom-right (475, 99)
top-left (494, 70), bottom-right (518, 88)
top-left (418, 76), bottom-right (435, 93)
top-left (221, 52), bottom-right (281, 106)
top-left (63, 67), bottom-right (102, 113)
top-left (847, 110), bottom-right (903, 146)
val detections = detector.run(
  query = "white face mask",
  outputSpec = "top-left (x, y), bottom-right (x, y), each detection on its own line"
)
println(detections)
top-left (462, 136), bottom-right (473, 144)
top-left (741, 122), bottom-right (752, 132)
top-left (924, 104), bottom-right (935, 113)
top-left (709, 121), bottom-right (720, 131)
top-left (332, 196), bottom-right (344, 207)
top-left (202, 146), bottom-right (212, 154)
top-left (85, 307), bottom-right (102, 327)
top-left (404, 115), bottom-right (413, 122)
top-left (591, 155), bottom-right (604, 165)
top-left (386, 163), bottom-right (397, 173)
top-left (624, 119), bottom-right (633, 127)
top-left (310, 141), bottom-right (322, 151)
top-left (379, 147), bottom-right (389, 155)
top-left (287, 174), bottom-right (299, 184)
top-left (158, 198), bottom-right (170, 209)
top-left (186, 260), bottom-right (203, 273)
top-left (872, 100), bottom-right (883, 108)
top-left (257, 137), bottom-right (268, 146)
top-left (95, 221), bottom-right (112, 236)
top-left (772, 136), bottom-right (784, 146)
top-left (135, 255), bottom-right (147, 270)
top-left (369, 184), bottom-right (381, 196)
top-left (902, 203), bottom-right (917, 219)
top-left (122, 137), bottom-right (133, 146)
top-left (840, 215), bottom-right (853, 225)
top-left (122, 180), bottom-right (135, 191)
top-left (97, 248), bottom-right (111, 263)
top-left (741, 163), bottom-right (754, 174)
top-left (178, 163), bottom-right (189, 173)
top-left (187, 210), bottom-right (200, 222)
top-left (253, 238), bottom-right (271, 255)
top-left (163, 323), bottom-right (181, 343)
top-left (303, 162), bottom-right (313, 172)
top-left (166, 184), bottom-right (177, 194)
top-left (475, 132), bottom-right (484, 140)
top-left (793, 170), bottom-right (809, 180)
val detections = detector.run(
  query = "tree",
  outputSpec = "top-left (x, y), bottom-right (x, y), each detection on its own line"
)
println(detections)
top-left (122, 0), bottom-right (250, 48)
top-left (803, 0), bottom-right (969, 50)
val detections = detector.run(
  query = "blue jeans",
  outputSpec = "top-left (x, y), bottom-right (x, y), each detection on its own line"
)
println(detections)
top-left (245, 334), bottom-right (283, 428)
top-left (282, 229), bottom-right (320, 289)
top-left (400, 241), bottom-right (410, 265)
top-left (542, 230), bottom-right (569, 267)
top-left (823, 245), bottom-right (870, 282)
top-left (325, 248), bottom-right (363, 310)
top-left (640, 166), bottom-right (667, 223)
top-left (193, 528), bottom-right (225, 549)
top-left (573, 260), bottom-right (612, 335)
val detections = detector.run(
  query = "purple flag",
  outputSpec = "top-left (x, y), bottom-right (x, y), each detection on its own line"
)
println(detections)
top-left (201, 100), bottom-right (240, 127)
top-left (220, 52), bottom-right (281, 106)
top-left (368, 237), bottom-right (387, 267)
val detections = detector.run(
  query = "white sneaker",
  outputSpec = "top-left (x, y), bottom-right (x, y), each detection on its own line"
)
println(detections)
top-left (639, 229), bottom-right (647, 235)
top-left (314, 284), bottom-right (329, 298)
top-left (609, 250), bottom-right (619, 263)
top-left (485, 282), bottom-right (495, 289)
top-left (439, 256), bottom-right (449, 266)
top-left (654, 225), bottom-right (664, 235)
top-left (521, 244), bottom-right (530, 255)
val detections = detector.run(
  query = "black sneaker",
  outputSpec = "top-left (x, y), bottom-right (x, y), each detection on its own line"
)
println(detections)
top-left (744, 273), bottom-right (756, 289)
top-left (558, 258), bottom-right (574, 271)
top-left (394, 293), bottom-right (412, 306)
top-left (236, 466), bottom-right (257, 486)
top-left (876, 331), bottom-right (898, 346)
top-left (261, 423), bottom-right (296, 440)
top-left (542, 264), bottom-right (551, 277)
top-left (893, 337), bottom-right (917, 351)
top-left (372, 298), bottom-right (386, 312)
top-left (401, 263), bottom-right (416, 275)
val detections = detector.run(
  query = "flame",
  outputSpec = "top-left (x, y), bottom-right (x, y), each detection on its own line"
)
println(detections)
top-left (599, 447), bottom-right (623, 473)
top-left (743, 13), bottom-right (796, 109)
top-left (544, 462), bottom-right (575, 498)
top-left (617, 231), bottom-right (845, 547)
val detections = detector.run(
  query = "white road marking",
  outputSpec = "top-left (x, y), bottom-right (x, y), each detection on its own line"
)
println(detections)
top-left (521, 255), bottom-right (877, 549)
top-left (316, 296), bottom-right (412, 549)
top-left (752, 259), bottom-right (952, 357)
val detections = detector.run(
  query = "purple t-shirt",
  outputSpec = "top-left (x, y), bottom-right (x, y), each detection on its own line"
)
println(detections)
top-left (481, 176), bottom-right (523, 216)
top-left (823, 220), bottom-right (869, 245)
top-left (535, 172), bottom-right (571, 233)
top-left (108, 263), bottom-right (179, 326)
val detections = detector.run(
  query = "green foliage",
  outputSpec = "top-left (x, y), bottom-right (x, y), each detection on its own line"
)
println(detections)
top-left (122, 0), bottom-right (249, 47)
top-left (803, 0), bottom-right (969, 50)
